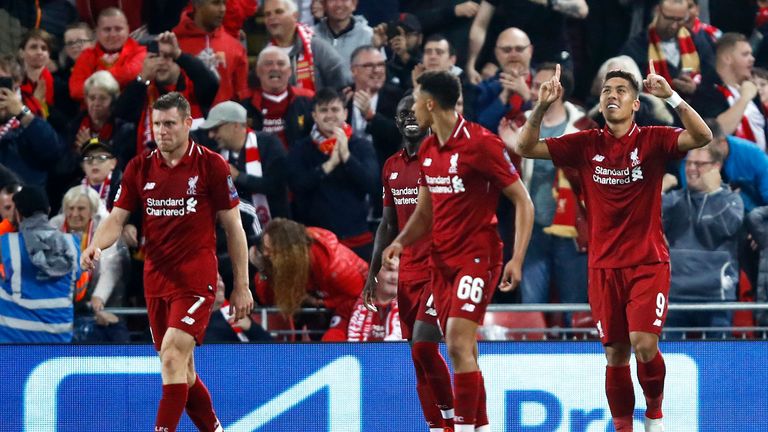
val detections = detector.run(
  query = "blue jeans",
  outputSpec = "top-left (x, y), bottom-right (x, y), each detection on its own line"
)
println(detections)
top-left (520, 224), bottom-right (588, 325)
top-left (665, 307), bottom-right (733, 339)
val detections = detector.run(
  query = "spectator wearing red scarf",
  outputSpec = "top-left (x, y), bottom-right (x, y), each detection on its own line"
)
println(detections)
top-left (621, 0), bottom-right (716, 98)
top-left (69, 8), bottom-right (147, 101)
top-left (18, 29), bottom-right (55, 119)
top-left (263, 0), bottom-right (349, 92)
top-left (173, 0), bottom-right (250, 105)
top-left (691, 32), bottom-right (765, 150)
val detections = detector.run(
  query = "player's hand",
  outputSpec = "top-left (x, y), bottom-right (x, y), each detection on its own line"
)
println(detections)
top-left (537, 63), bottom-right (563, 108)
top-left (80, 245), bottom-right (102, 271)
top-left (229, 286), bottom-right (254, 321)
top-left (499, 259), bottom-right (522, 292)
top-left (382, 242), bottom-right (403, 271)
top-left (362, 277), bottom-right (378, 312)
top-left (121, 224), bottom-right (139, 248)
top-left (643, 62), bottom-right (673, 99)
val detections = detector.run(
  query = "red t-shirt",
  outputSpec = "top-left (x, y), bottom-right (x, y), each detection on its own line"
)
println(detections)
top-left (382, 148), bottom-right (431, 280)
top-left (546, 124), bottom-right (684, 268)
top-left (114, 142), bottom-right (239, 297)
top-left (418, 116), bottom-right (520, 266)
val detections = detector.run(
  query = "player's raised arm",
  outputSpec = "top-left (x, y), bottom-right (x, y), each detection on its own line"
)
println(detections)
top-left (499, 179), bottom-right (534, 291)
top-left (81, 207), bottom-right (131, 271)
top-left (515, 64), bottom-right (563, 159)
top-left (643, 68), bottom-right (712, 152)
top-left (382, 186), bottom-right (432, 269)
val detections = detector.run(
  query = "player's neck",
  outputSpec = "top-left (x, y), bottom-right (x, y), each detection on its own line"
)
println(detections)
top-left (606, 118), bottom-right (634, 138)
top-left (431, 110), bottom-right (459, 146)
top-left (161, 141), bottom-right (190, 167)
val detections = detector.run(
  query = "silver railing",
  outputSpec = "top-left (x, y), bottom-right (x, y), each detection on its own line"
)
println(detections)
top-left (106, 303), bottom-right (768, 340)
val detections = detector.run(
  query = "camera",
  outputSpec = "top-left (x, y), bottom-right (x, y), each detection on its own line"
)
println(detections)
top-left (0, 77), bottom-right (13, 90)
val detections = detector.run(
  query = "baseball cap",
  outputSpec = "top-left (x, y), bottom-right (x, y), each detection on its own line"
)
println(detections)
top-left (200, 101), bottom-right (248, 129)
top-left (81, 137), bottom-right (114, 157)
top-left (394, 13), bottom-right (421, 34)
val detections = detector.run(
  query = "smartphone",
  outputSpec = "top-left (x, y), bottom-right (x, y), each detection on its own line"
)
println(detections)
top-left (145, 40), bottom-right (159, 54)
top-left (386, 22), bottom-right (403, 40)
top-left (0, 77), bottom-right (13, 90)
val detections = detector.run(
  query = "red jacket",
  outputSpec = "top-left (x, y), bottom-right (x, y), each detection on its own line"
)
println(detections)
top-left (69, 38), bottom-right (147, 101)
top-left (173, 11), bottom-right (250, 104)
top-left (254, 227), bottom-right (367, 340)
top-left (183, 0), bottom-right (259, 40)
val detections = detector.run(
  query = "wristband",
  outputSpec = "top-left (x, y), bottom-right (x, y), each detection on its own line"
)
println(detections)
top-left (15, 105), bottom-right (31, 121)
top-left (665, 91), bottom-right (683, 108)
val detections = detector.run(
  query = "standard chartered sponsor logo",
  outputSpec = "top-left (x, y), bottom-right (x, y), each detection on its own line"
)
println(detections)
top-left (391, 186), bottom-right (419, 205)
top-left (592, 164), bottom-right (644, 185)
top-left (146, 197), bottom-right (198, 216)
top-left (425, 174), bottom-right (465, 194)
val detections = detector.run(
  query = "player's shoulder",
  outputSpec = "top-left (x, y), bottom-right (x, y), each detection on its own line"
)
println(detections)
top-left (382, 151), bottom-right (402, 172)
top-left (636, 125), bottom-right (683, 140)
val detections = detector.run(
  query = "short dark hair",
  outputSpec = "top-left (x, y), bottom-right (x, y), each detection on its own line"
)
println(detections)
top-left (13, 186), bottom-right (50, 218)
top-left (153, 92), bottom-right (191, 118)
top-left (603, 69), bottom-right (640, 97)
top-left (716, 32), bottom-right (749, 57)
top-left (423, 34), bottom-right (455, 57)
top-left (416, 70), bottom-right (461, 110)
top-left (350, 44), bottom-right (378, 65)
top-left (19, 28), bottom-right (55, 52)
top-left (313, 87), bottom-right (344, 109)
top-left (536, 63), bottom-right (574, 100)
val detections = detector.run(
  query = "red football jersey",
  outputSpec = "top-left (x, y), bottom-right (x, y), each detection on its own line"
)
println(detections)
top-left (382, 149), bottom-right (431, 280)
top-left (546, 124), bottom-right (684, 268)
top-left (114, 142), bottom-right (239, 297)
top-left (418, 116), bottom-right (520, 266)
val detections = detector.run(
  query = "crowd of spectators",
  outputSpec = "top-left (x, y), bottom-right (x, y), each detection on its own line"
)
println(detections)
top-left (1, 0), bottom-right (768, 342)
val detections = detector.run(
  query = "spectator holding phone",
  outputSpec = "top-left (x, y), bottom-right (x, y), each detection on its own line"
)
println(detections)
top-left (0, 55), bottom-right (64, 189)
top-left (383, 14), bottom-right (423, 91)
top-left (69, 8), bottom-right (147, 101)
top-left (287, 88), bottom-right (378, 260)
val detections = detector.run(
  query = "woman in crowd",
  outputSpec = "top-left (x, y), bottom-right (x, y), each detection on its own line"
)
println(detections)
top-left (251, 218), bottom-right (367, 341)
top-left (50, 185), bottom-right (130, 342)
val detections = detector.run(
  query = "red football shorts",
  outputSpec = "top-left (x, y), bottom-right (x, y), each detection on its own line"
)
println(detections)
top-left (431, 258), bottom-right (502, 327)
top-left (397, 276), bottom-right (440, 340)
top-left (588, 263), bottom-right (670, 345)
top-left (146, 292), bottom-right (215, 351)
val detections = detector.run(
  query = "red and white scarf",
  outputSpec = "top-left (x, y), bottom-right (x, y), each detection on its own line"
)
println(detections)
top-left (82, 171), bottom-right (113, 207)
top-left (270, 23), bottom-right (316, 92)
top-left (647, 25), bottom-right (701, 87)
top-left (221, 130), bottom-right (271, 226)
top-left (0, 117), bottom-right (20, 141)
top-left (716, 84), bottom-right (758, 144)
top-left (310, 122), bottom-right (353, 155)
top-left (218, 299), bottom-right (249, 342)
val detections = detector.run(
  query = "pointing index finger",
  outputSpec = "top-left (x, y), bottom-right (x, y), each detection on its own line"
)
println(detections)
top-left (554, 63), bottom-right (561, 82)
top-left (649, 61), bottom-right (656, 76)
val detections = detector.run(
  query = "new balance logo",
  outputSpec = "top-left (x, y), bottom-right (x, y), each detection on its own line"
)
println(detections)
top-left (460, 303), bottom-right (476, 312)
top-left (144, 182), bottom-right (156, 190)
top-left (425, 306), bottom-right (437, 317)
top-left (592, 155), bottom-right (605, 162)
top-left (653, 319), bottom-right (662, 327)
top-left (389, 172), bottom-right (398, 180)
top-left (181, 316), bottom-right (195, 325)
top-left (423, 158), bottom-right (432, 166)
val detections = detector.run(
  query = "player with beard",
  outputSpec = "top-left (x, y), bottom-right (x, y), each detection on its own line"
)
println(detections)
top-left (515, 64), bottom-right (712, 432)
top-left (363, 94), bottom-right (455, 431)
top-left (383, 71), bottom-right (534, 432)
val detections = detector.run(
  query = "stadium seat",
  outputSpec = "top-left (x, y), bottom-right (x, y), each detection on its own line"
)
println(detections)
top-left (478, 311), bottom-right (548, 341)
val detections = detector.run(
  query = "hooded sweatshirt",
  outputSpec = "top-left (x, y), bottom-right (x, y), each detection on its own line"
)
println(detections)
top-left (173, 11), bottom-right (250, 105)
top-left (69, 38), bottom-right (147, 101)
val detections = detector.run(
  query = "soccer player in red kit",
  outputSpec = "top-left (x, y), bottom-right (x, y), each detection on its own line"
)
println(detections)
top-left (363, 95), bottom-right (456, 431)
top-left (382, 71), bottom-right (534, 432)
top-left (81, 92), bottom-right (253, 432)
top-left (515, 64), bottom-right (712, 432)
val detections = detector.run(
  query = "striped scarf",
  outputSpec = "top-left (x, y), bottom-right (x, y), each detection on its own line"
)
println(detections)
top-left (0, 117), bottom-right (20, 141)
top-left (221, 130), bottom-right (271, 226)
top-left (647, 25), bottom-right (701, 87)
top-left (274, 23), bottom-right (316, 92)
top-left (716, 84), bottom-right (758, 143)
